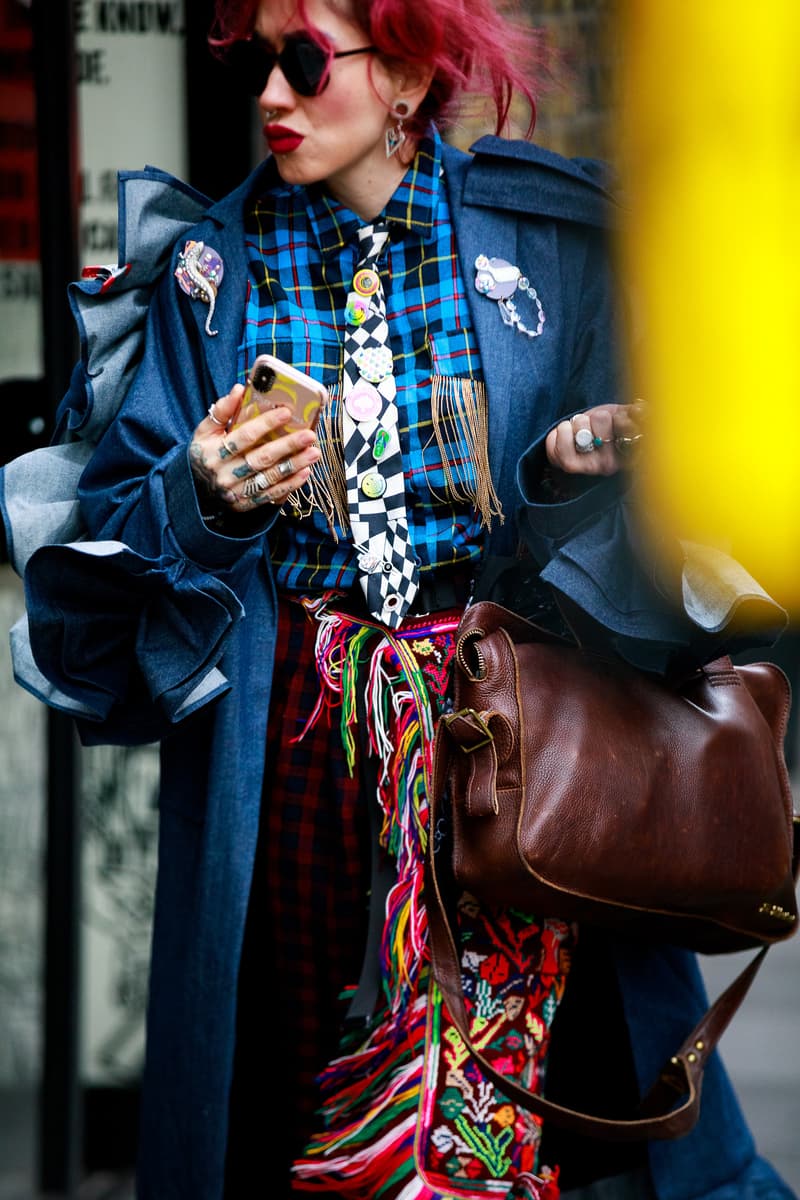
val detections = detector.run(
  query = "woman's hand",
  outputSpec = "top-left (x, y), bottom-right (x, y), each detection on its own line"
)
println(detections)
top-left (545, 402), bottom-right (645, 475)
top-left (190, 384), bottom-right (322, 514)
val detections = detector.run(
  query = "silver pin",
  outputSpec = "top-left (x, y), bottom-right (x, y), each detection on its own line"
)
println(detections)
top-left (175, 240), bottom-right (225, 336)
top-left (474, 254), bottom-right (545, 339)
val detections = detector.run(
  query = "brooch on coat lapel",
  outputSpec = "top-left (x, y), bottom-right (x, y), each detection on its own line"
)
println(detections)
top-left (474, 255), bottom-right (545, 339)
top-left (174, 240), bottom-right (224, 336)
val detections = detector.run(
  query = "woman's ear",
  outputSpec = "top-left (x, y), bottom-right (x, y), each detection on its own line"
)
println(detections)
top-left (388, 61), bottom-right (435, 115)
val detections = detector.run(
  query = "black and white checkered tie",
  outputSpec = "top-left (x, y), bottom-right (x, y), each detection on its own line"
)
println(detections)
top-left (341, 222), bottom-right (418, 627)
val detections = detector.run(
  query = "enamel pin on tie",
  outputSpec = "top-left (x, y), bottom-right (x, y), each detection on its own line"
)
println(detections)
top-left (341, 223), bottom-right (419, 627)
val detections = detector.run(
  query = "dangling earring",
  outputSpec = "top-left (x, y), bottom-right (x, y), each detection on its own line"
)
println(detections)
top-left (385, 100), bottom-right (410, 158)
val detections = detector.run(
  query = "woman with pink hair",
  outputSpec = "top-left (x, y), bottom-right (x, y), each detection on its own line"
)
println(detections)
top-left (20, 0), bottom-right (791, 1197)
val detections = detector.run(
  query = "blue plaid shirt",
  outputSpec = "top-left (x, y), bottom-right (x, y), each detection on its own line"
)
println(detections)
top-left (241, 130), bottom-right (489, 594)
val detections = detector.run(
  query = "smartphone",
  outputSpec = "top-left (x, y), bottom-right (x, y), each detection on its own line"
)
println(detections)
top-left (232, 354), bottom-right (328, 438)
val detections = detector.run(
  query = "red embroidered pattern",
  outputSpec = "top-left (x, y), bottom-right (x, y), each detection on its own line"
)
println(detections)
top-left (418, 899), bottom-right (573, 1195)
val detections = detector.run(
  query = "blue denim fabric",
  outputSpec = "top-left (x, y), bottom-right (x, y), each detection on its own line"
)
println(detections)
top-left (562, 1159), bottom-right (797, 1200)
top-left (692, 1156), bottom-right (796, 1200)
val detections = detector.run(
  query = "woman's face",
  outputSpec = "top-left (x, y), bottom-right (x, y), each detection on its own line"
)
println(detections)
top-left (252, 0), bottom-right (408, 217)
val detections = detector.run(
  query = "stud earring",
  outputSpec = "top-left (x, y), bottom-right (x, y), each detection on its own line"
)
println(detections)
top-left (385, 100), bottom-right (410, 158)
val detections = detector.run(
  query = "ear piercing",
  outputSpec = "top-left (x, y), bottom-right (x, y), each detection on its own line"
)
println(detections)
top-left (386, 99), bottom-right (410, 158)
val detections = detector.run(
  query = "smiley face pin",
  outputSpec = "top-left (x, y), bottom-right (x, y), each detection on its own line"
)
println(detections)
top-left (345, 293), bottom-right (371, 326)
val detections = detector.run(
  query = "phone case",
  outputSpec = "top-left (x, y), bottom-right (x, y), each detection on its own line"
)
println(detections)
top-left (233, 355), bottom-right (328, 438)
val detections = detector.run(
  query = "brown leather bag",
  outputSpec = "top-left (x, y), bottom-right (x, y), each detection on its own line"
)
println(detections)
top-left (426, 600), bottom-right (799, 1140)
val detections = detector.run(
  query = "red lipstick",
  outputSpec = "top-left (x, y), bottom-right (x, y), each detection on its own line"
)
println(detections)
top-left (264, 124), bottom-right (304, 153)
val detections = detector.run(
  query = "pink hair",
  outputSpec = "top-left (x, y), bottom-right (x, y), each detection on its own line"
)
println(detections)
top-left (211, 0), bottom-right (549, 137)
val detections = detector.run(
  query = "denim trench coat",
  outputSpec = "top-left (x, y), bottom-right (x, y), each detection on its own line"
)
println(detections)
top-left (1, 137), bottom-right (792, 1200)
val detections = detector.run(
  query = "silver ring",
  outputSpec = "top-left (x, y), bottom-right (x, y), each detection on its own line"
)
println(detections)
top-left (573, 427), bottom-right (596, 454)
top-left (207, 403), bottom-right (225, 427)
top-left (277, 458), bottom-right (294, 479)
top-left (614, 433), bottom-right (643, 455)
top-left (218, 438), bottom-right (238, 460)
top-left (242, 471), bottom-right (269, 498)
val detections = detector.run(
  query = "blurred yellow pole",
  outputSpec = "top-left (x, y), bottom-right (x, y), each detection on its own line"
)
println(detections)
top-left (615, 2), bottom-right (800, 608)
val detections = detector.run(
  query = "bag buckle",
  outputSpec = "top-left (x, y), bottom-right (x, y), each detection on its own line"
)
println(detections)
top-left (443, 707), bottom-right (494, 752)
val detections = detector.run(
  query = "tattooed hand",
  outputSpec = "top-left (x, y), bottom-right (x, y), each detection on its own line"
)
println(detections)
top-left (190, 384), bottom-right (321, 516)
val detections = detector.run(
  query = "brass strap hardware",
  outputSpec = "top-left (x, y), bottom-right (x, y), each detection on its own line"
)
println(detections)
top-left (444, 708), bottom-right (494, 753)
top-left (757, 901), bottom-right (796, 923)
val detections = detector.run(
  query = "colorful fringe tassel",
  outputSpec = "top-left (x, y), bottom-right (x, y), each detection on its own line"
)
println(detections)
top-left (291, 599), bottom-right (569, 1200)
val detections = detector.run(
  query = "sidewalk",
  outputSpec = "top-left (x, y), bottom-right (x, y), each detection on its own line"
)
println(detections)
top-left (699, 769), bottom-right (800, 1194)
top-left (700, 939), bottom-right (800, 1193)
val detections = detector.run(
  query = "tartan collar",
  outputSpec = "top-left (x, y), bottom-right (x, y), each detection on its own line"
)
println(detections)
top-left (301, 128), bottom-right (442, 256)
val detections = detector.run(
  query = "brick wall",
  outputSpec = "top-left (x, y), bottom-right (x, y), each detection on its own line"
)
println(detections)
top-left (449, 0), bottom-right (618, 163)
top-left (527, 0), bottom-right (618, 159)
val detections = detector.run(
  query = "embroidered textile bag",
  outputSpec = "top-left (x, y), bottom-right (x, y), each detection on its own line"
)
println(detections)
top-left (427, 601), bottom-right (799, 1140)
top-left (294, 902), bottom-right (569, 1200)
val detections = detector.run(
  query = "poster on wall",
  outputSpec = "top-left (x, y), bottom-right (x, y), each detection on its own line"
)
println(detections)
top-left (0, 0), bottom-right (42, 382)
top-left (75, 0), bottom-right (187, 264)
top-left (74, 0), bottom-right (186, 1087)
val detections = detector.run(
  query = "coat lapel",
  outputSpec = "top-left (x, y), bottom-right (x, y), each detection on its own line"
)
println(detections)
top-left (183, 220), bottom-right (248, 400)
top-left (178, 159), bottom-right (276, 402)
top-left (444, 143), bottom-right (537, 552)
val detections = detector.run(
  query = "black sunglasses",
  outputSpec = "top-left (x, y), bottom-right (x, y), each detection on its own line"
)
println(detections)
top-left (224, 30), bottom-right (375, 98)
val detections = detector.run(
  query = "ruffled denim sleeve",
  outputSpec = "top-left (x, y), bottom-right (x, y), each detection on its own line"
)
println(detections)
top-left (13, 541), bottom-right (238, 738)
top-left (1, 167), bottom-right (211, 574)
top-left (517, 428), bottom-right (787, 675)
top-left (0, 168), bottom-right (253, 738)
